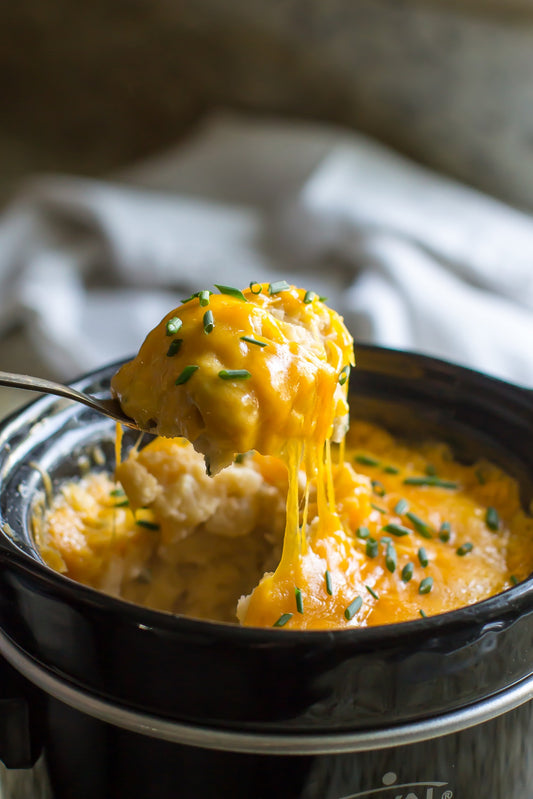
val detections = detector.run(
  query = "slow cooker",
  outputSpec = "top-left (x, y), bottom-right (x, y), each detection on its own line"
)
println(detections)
top-left (1, 345), bottom-right (533, 799)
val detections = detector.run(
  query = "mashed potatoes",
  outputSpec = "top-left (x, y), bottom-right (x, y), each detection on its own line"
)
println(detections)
top-left (34, 421), bottom-right (533, 628)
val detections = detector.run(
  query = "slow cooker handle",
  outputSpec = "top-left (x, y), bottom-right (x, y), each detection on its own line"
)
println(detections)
top-left (0, 653), bottom-right (43, 769)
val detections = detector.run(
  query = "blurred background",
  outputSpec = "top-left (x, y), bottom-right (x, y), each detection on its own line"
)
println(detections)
top-left (2, 0), bottom-right (533, 416)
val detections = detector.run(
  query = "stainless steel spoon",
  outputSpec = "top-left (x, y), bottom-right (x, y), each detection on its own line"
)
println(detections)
top-left (0, 370), bottom-right (141, 430)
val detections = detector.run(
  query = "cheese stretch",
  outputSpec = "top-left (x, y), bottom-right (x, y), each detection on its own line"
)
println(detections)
top-left (34, 283), bottom-right (533, 629)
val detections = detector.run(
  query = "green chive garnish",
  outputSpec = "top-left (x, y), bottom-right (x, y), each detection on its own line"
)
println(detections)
top-left (425, 464), bottom-right (437, 476)
top-left (486, 506), bottom-right (500, 531)
top-left (406, 511), bottom-right (433, 539)
top-left (203, 309), bottom-right (215, 333)
top-left (403, 476), bottom-right (458, 489)
top-left (325, 570), bottom-right (333, 595)
top-left (366, 537), bottom-right (379, 558)
top-left (355, 454), bottom-right (380, 467)
top-left (218, 369), bottom-right (252, 380)
top-left (110, 488), bottom-right (125, 497)
top-left (339, 365), bottom-right (350, 386)
top-left (234, 453), bottom-right (246, 464)
top-left (385, 542), bottom-right (397, 573)
top-left (319, 296), bottom-right (328, 302)
top-left (303, 290), bottom-right (317, 304)
top-left (418, 547), bottom-right (429, 567)
top-left (394, 498), bottom-right (409, 515)
top-left (114, 499), bottom-right (130, 508)
top-left (456, 542), bottom-right (473, 556)
top-left (371, 480), bottom-right (386, 497)
top-left (268, 280), bottom-right (291, 295)
top-left (366, 585), bottom-right (379, 600)
top-left (166, 338), bottom-right (183, 357)
top-left (344, 596), bottom-right (363, 620)
top-left (249, 281), bottom-right (262, 294)
top-left (383, 465), bottom-right (399, 474)
top-left (166, 316), bottom-right (182, 336)
top-left (198, 290), bottom-right (211, 306)
top-left (371, 503), bottom-right (387, 514)
top-left (419, 576), bottom-right (434, 594)
top-left (240, 335), bottom-right (267, 347)
top-left (419, 609), bottom-right (428, 618)
top-left (215, 284), bottom-right (247, 302)
top-left (380, 536), bottom-right (392, 545)
top-left (356, 525), bottom-right (370, 539)
top-left (401, 562), bottom-right (414, 583)
top-left (439, 521), bottom-right (451, 542)
top-left (295, 587), bottom-right (304, 614)
top-left (510, 575), bottom-right (519, 586)
top-left (273, 613), bottom-right (293, 627)
top-left (180, 293), bottom-right (197, 304)
top-left (475, 468), bottom-right (486, 485)
top-left (175, 365), bottom-right (199, 385)
top-left (135, 520), bottom-right (160, 531)
top-left (382, 523), bottom-right (411, 537)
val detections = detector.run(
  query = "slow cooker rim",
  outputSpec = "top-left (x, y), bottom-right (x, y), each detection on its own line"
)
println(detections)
top-left (0, 345), bottom-right (532, 646)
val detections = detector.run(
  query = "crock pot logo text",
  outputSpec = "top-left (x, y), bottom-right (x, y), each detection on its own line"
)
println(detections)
top-left (339, 772), bottom-right (453, 799)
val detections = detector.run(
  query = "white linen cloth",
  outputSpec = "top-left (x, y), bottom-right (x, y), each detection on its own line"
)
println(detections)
top-left (1, 112), bottom-right (533, 386)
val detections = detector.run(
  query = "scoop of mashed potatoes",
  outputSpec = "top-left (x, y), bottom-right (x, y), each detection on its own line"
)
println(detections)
top-left (111, 283), bottom-right (354, 474)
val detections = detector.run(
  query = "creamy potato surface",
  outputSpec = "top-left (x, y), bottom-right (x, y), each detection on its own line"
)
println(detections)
top-left (35, 422), bottom-right (533, 628)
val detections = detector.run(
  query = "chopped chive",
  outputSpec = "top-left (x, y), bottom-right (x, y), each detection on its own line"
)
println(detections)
top-left (344, 595), bottom-right (363, 621)
top-left (486, 506), bottom-right (500, 531)
top-left (215, 284), bottom-right (247, 302)
top-left (325, 570), bottom-right (333, 595)
top-left (382, 523), bottom-right (411, 537)
top-left (366, 585), bottom-right (379, 600)
top-left (439, 521), bottom-right (451, 542)
top-left (419, 609), bottom-right (428, 618)
top-left (418, 547), bottom-right (429, 567)
top-left (114, 499), bottom-right (130, 508)
top-left (175, 365), bottom-right (199, 385)
top-left (406, 511), bottom-right (433, 539)
top-left (268, 280), bottom-right (291, 295)
top-left (383, 464), bottom-right (399, 474)
top-left (510, 575), bottom-right (519, 586)
top-left (456, 542), bottom-right (474, 556)
top-left (240, 335), bottom-right (267, 347)
top-left (166, 338), bottom-right (183, 357)
top-left (234, 453), bottom-right (246, 464)
top-left (371, 479), bottom-right (386, 497)
top-left (475, 468), bottom-right (486, 485)
top-left (355, 454), bottom-right (380, 467)
top-left (403, 476), bottom-right (458, 489)
top-left (394, 498), bottom-right (409, 515)
top-left (218, 369), bottom-right (252, 380)
top-left (198, 290), bottom-right (211, 306)
top-left (356, 525), bottom-right (370, 539)
top-left (401, 562), bottom-right (414, 583)
top-left (425, 464), bottom-right (437, 476)
top-left (110, 488), bottom-right (125, 497)
top-left (249, 281), bottom-right (262, 294)
top-left (366, 537), bottom-right (379, 558)
top-left (371, 503), bottom-right (387, 514)
top-left (380, 536), bottom-right (392, 545)
top-left (273, 612), bottom-right (293, 627)
top-left (135, 520), bottom-right (160, 531)
top-left (295, 587), bottom-right (304, 614)
top-left (319, 295), bottom-right (328, 302)
top-left (180, 293), bottom-right (198, 303)
top-left (419, 576), bottom-right (434, 595)
top-left (203, 309), bottom-right (215, 333)
top-left (166, 316), bottom-right (182, 336)
top-left (303, 290), bottom-right (317, 304)
top-left (339, 365), bottom-right (351, 386)
top-left (385, 542), bottom-right (397, 573)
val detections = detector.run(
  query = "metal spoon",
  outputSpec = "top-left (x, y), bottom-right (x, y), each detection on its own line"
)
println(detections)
top-left (0, 370), bottom-right (141, 430)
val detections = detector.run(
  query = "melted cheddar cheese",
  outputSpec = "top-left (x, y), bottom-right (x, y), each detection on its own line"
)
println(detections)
top-left (32, 283), bottom-right (533, 629)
